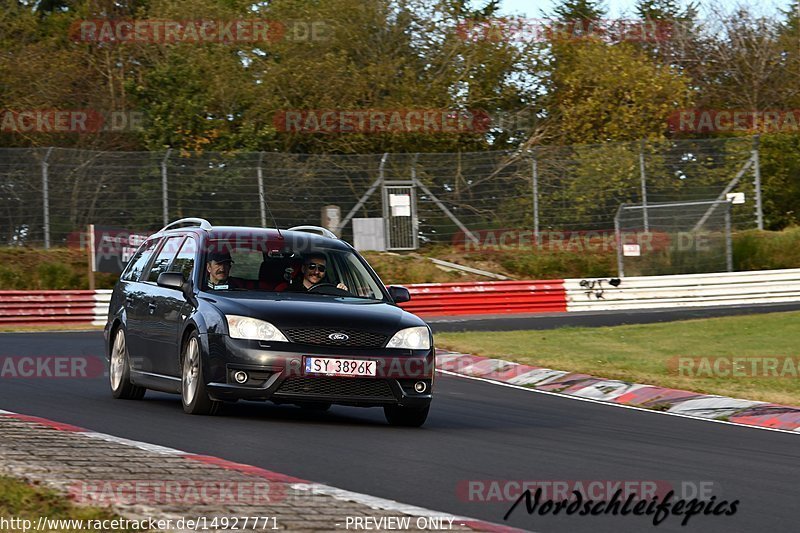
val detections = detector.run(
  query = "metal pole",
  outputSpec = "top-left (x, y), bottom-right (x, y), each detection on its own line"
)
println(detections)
top-left (411, 153), bottom-right (419, 249)
top-left (161, 149), bottom-right (172, 226)
top-left (338, 153), bottom-right (388, 234)
top-left (382, 155), bottom-right (393, 249)
top-left (615, 205), bottom-right (625, 278)
top-left (257, 152), bottom-right (266, 227)
top-left (752, 135), bottom-right (763, 230)
top-left (87, 223), bottom-right (96, 290)
top-left (42, 147), bottom-right (53, 249)
top-left (532, 153), bottom-right (541, 246)
top-left (639, 139), bottom-right (649, 232)
top-left (693, 157), bottom-right (754, 232)
top-left (725, 202), bottom-right (733, 272)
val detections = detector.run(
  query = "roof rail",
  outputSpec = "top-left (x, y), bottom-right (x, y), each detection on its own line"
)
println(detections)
top-left (287, 225), bottom-right (338, 239)
top-left (159, 218), bottom-right (213, 233)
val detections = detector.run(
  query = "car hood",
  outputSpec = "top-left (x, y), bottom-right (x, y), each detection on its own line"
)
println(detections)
top-left (200, 292), bottom-right (424, 333)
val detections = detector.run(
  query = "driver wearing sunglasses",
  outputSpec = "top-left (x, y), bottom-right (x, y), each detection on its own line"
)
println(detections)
top-left (294, 253), bottom-right (348, 291)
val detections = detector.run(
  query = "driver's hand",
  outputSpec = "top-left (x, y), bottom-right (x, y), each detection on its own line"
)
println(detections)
top-left (337, 282), bottom-right (348, 291)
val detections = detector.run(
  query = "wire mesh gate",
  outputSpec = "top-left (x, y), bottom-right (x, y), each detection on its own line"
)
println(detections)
top-left (381, 182), bottom-right (418, 250)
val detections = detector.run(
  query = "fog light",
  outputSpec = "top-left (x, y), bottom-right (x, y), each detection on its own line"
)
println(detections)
top-left (414, 381), bottom-right (427, 393)
top-left (233, 371), bottom-right (249, 384)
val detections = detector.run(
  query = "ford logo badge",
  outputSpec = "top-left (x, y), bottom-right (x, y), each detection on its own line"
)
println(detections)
top-left (328, 333), bottom-right (349, 341)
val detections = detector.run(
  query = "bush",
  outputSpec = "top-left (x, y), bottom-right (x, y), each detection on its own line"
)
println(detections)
top-left (35, 262), bottom-right (81, 290)
top-left (733, 227), bottom-right (800, 271)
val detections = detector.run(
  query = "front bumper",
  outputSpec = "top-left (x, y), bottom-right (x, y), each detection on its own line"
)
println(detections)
top-left (202, 334), bottom-right (434, 408)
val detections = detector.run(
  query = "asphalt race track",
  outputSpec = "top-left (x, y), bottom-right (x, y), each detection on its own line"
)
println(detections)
top-left (427, 301), bottom-right (800, 332)
top-left (1, 331), bottom-right (798, 533)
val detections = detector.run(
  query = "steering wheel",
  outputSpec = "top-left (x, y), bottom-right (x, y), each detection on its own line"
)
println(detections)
top-left (307, 283), bottom-right (350, 296)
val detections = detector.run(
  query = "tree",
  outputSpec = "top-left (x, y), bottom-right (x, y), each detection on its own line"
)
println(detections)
top-left (697, 8), bottom-right (795, 110)
top-left (552, 0), bottom-right (606, 22)
top-left (550, 41), bottom-right (692, 144)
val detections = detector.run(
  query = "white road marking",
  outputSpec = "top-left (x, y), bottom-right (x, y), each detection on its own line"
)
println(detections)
top-left (83, 431), bottom-right (186, 455)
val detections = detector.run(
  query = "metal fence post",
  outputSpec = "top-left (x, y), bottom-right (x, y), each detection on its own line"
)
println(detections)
top-left (41, 147), bottom-right (53, 249)
top-left (161, 149), bottom-right (171, 226)
top-left (257, 152), bottom-right (266, 227)
top-left (532, 151), bottom-right (541, 246)
top-left (752, 134), bottom-right (763, 230)
top-left (639, 139), bottom-right (649, 232)
top-left (615, 205), bottom-right (625, 278)
top-left (725, 202), bottom-right (733, 272)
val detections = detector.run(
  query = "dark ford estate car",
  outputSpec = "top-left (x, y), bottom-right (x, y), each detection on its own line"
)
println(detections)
top-left (104, 218), bottom-right (433, 426)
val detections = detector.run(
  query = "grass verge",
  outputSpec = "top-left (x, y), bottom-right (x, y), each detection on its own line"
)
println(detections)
top-left (0, 475), bottom-right (144, 532)
top-left (435, 311), bottom-right (800, 407)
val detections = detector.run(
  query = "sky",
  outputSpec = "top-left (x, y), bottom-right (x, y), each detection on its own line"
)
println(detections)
top-left (500, 0), bottom-right (796, 19)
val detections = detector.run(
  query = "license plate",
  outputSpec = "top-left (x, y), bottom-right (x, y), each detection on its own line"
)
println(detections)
top-left (304, 357), bottom-right (376, 377)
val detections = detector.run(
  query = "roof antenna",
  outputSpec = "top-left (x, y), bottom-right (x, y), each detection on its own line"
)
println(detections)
top-left (266, 200), bottom-right (283, 240)
top-left (258, 152), bottom-right (283, 240)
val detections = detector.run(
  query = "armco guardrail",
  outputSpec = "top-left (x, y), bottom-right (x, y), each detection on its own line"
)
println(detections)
top-left (3, 269), bottom-right (800, 327)
top-left (566, 268), bottom-right (800, 311)
top-left (398, 280), bottom-right (568, 316)
top-left (0, 281), bottom-right (569, 326)
top-left (0, 290), bottom-right (111, 327)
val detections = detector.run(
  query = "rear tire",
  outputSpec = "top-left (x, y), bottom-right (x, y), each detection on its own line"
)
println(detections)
top-left (384, 404), bottom-right (429, 427)
top-left (109, 328), bottom-right (146, 400)
top-left (181, 332), bottom-right (220, 415)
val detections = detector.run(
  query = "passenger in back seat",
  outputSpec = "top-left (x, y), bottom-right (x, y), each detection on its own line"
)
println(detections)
top-left (258, 258), bottom-right (293, 291)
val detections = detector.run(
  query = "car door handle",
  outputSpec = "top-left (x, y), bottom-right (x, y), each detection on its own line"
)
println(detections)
top-left (148, 303), bottom-right (157, 312)
top-left (125, 296), bottom-right (133, 306)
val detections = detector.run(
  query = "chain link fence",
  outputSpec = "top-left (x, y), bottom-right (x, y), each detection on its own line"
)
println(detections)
top-left (615, 200), bottom-right (733, 277)
top-left (0, 137), bottom-right (762, 251)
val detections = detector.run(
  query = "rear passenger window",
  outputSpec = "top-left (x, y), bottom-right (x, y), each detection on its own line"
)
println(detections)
top-left (121, 239), bottom-right (160, 282)
top-left (146, 236), bottom-right (184, 282)
top-left (169, 237), bottom-right (197, 279)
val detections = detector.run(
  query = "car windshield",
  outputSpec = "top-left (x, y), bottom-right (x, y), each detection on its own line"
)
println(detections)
top-left (201, 238), bottom-right (387, 301)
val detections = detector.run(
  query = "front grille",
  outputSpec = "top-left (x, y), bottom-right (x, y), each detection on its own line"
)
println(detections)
top-left (276, 376), bottom-right (395, 399)
top-left (283, 328), bottom-right (388, 348)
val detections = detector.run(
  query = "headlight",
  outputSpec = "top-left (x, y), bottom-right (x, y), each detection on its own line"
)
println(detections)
top-left (226, 315), bottom-right (288, 342)
top-left (387, 326), bottom-right (430, 350)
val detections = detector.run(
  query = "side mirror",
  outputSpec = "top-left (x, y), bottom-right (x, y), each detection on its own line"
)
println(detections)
top-left (388, 285), bottom-right (411, 304)
top-left (157, 272), bottom-right (184, 290)
top-left (157, 272), bottom-right (198, 308)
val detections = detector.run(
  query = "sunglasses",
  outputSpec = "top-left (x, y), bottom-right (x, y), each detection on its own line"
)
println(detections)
top-left (305, 262), bottom-right (326, 273)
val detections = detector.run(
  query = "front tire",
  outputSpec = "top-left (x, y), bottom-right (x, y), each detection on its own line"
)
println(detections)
top-left (181, 332), bottom-right (220, 415)
top-left (384, 404), bottom-right (430, 427)
top-left (109, 328), bottom-right (146, 400)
